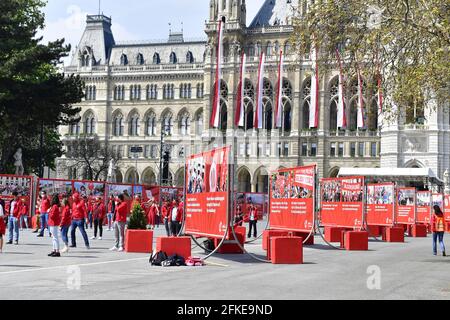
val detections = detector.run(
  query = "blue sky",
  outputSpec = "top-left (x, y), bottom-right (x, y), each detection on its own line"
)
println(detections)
top-left (41, 0), bottom-right (266, 64)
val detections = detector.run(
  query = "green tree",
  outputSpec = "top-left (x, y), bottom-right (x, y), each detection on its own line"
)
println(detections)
top-left (0, 0), bottom-right (84, 174)
top-left (128, 203), bottom-right (147, 230)
top-left (292, 0), bottom-right (449, 123)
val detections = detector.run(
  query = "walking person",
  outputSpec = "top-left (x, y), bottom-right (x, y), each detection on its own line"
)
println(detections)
top-left (19, 198), bottom-right (29, 230)
top-left (37, 191), bottom-right (51, 237)
top-left (110, 194), bottom-right (128, 252)
top-left (431, 205), bottom-right (446, 256)
top-left (91, 196), bottom-right (106, 240)
top-left (106, 195), bottom-right (115, 231)
top-left (147, 199), bottom-right (159, 230)
top-left (48, 195), bottom-right (61, 257)
top-left (161, 200), bottom-right (171, 237)
top-left (7, 192), bottom-right (22, 245)
top-left (0, 199), bottom-right (6, 253)
top-left (247, 203), bottom-right (258, 239)
top-left (60, 197), bottom-right (71, 253)
top-left (70, 193), bottom-right (90, 249)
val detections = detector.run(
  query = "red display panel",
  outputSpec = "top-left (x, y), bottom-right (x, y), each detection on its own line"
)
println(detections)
top-left (432, 193), bottom-right (444, 211)
top-left (416, 191), bottom-right (431, 224)
top-left (444, 195), bottom-right (450, 222)
top-left (395, 188), bottom-right (416, 225)
top-left (269, 165), bottom-right (315, 232)
top-left (366, 183), bottom-right (395, 226)
top-left (234, 192), bottom-right (268, 221)
top-left (185, 146), bottom-right (230, 239)
top-left (320, 177), bottom-right (365, 228)
top-left (0, 174), bottom-right (33, 215)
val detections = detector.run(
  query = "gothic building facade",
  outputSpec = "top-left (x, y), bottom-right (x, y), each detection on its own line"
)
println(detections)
top-left (58, 0), bottom-right (449, 192)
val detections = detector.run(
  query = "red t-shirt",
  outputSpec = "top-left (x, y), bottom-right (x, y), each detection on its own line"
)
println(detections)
top-left (48, 204), bottom-right (61, 227)
top-left (60, 206), bottom-right (72, 227)
top-left (20, 203), bottom-right (28, 217)
top-left (40, 198), bottom-right (50, 213)
top-left (72, 200), bottom-right (87, 220)
top-left (115, 202), bottom-right (128, 223)
top-left (93, 203), bottom-right (106, 220)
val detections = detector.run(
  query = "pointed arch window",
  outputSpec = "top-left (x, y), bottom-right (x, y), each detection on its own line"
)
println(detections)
top-left (180, 112), bottom-right (191, 135)
top-left (120, 54), bottom-right (128, 66)
top-left (186, 51), bottom-right (194, 63)
top-left (113, 114), bottom-right (124, 136)
top-left (130, 85), bottom-right (141, 101)
top-left (147, 84), bottom-right (158, 100)
top-left (263, 99), bottom-right (273, 131)
top-left (114, 85), bottom-right (125, 100)
top-left (84, 112), bottom-right (96, 135)
top-left (195, 110), bottom-right (204, 134)
top-left (282, 99), bottom-right (292, 134)
top-left (146, 113), bottom-right (156, 136)
top-left (129, 113), bottom-right (140, 136)
top-left (266, 42), bottom-right (273, 57)
top-left (170, 52), bottom-right (177, 64)
top-left (162, 112), bottom-right (174, 135)
top-left (69, 122), bottom-right (80, 136)
top-left (136, 53), bottom-right (144, 65)
top-left (153, 53), bottom-right (161, 64)
top-left (85, 85), bottom-right (97, 101)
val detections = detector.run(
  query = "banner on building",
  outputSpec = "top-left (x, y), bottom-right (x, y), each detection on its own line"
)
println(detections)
top-left (185, 146), bottom-right (230, 239)
top-left (395, 187), bottom-right (416, 225)
top-left (366, 183), bottom-right (395, 226)
top-left (270, 165), bottom-right (316, 232)
top-left (320, 176), bottom-right (365, 228)
top-left (416, 191), bottom-right (432, 224)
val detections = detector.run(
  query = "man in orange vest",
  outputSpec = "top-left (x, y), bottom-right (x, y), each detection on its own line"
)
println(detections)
top-left (431, 205), bottom-right (446, 256)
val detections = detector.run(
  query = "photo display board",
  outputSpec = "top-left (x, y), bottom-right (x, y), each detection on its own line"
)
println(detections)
top-left (320, 177), bottom-right (365, 228)
top-left (270, 165), bottom-right (316, 232)
top-left (0, 174), bottom-right (33, 212)
top-left (185, 146), bottom-right (230, 239)
top-left (416, 191), bottom-right (432, 224)
top-left (366, 183), bottom-right (395, 226)
top-left (396, 187), bottom-right (416, 225)
top-left (445, 195), bottom-right (450, 222)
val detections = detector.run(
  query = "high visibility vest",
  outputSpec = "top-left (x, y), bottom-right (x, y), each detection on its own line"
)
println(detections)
top-left (436, 215), bottom-right (445, 232)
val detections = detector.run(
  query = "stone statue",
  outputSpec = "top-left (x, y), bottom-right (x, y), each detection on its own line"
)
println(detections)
top-left (13, 148), bottom-right (24, 176)
top-left (444, 169), bottom-right (450, 195)
top-left (107, 159), bottom-right (116, 182)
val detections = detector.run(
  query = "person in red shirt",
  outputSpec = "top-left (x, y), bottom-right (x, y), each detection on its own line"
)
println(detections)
top-left (147, 199), bottom-right (159, 230)
top-left (106, 195), bottom-right (115, 231)
top-left (48, 195), bottom-right (61, 257)
top-left (169, 199), bottom-right (183, 237)
top-left (0, 199), bottom-right (6, 253)
top-left (19, 198), bottom-right (29, 230)
top-left (110, 194), bottom-right (128, 252)
top-left (246, 202), bottom-right (258, 239)
top-left (161, 200), bottom-right (170, 237)
top-left (7, 192), bottom-right (22, 245)
top-left (70, 193), bottom-right (90, 249)
top-left (60, 197), bottom-right (72, 253)
top-left (431, 205), bottom-right (446, 256)
top-left (92, 196), bottom-right (106, 240)
top-left (37, 191), bottom-right (51, 237)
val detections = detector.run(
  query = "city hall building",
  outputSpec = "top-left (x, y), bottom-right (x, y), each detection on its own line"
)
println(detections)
top-left (58, 0), bottom-right (450, 192)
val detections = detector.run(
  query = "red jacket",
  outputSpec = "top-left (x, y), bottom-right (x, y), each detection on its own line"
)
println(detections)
top-left (20, 203), bottom-right (28, 217)
top-left (39, 197), bottom-right (50, 213)
top-left (245, 206), bottom-right (259, 222)
top-left (115, 201), bottom-right (128, 223)
top-left (60, 205), bottom-right (72, 227)
top-left (93, 202), bottom-right (106, 220)
top-left (431, 213), bottom-right (445, 232)
top-left (9, 200), bottom-right (22, 218)
top-left (48, 204), bottom-right (61, 227)
top-left (72, 200), bottom-right (87, 220)
top-left (161, 205), bottom-right (169, 219)
top-left (168, 204), bottom-right (183, 223)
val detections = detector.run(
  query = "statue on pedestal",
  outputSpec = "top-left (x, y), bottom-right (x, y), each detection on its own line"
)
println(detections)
top-left (13, 148), bottom-right (24, 176)
top-left (107, 159), bottom-right (116, 183)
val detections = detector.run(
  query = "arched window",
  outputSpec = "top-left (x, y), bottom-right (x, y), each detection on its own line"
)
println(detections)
top-left (219, 101), bottom-right (228, 132)
top-left (113, 113), bottom-right (124, 136)
top-left (284, 41), bottom-right (291, 55)
top-left (368, 99), bottom-right (378, 131)
top-left (81, 50), bottom-right (90, 67)
top-left (282, 99), bottom-right (292, 134)
top-left (256, 42), bottom-right (262, 57)
top-left (179, 112), bottom-right (191, 135)
top-left (263, 79), bottom-right (274, 99)
top-left (195, 110), bottom-right (203, 134)
top-left (274, 41), bottom-right (280, 55)
top-left (248, 43), bottom-right (255, 57)
top-left (170, 52), bottom-right (177, 64)
top-left (84, 112), bottom-right (96, 135)
top-left (145, 112), bottom-right (156, 136)
top-left (69, 122), bottom-right (80, 136)
top-left (147, 84), bottom-right (158, 100)
top-left (244, 99), bottom-right (254, 131)
top-left (266, 42), bottom-right (273, 57)
top-left (153, 53), bottom-right (160, 64)
top-left (120, 54), bottom-right (128, 66)
top-left (348, 99), bottom-right (358, 131)
top-left (263, 99), bottom-right (273, 131)
top-left (136, 53), bottom-right (144, 65)
top-left (329, 99), bottom-right (338, 131)
top-left (130, 85), bottom-right (141, 101)
top-left (197, 83), bottom-right (205, 98)
top-left (114, 85), bottom-right (125, 100)
top-left (302, 78), bottom-right (311, 130)
top-left (129, 112), bottom-right (140, 136)
top-left (162, 112), bottom-right (174, 135)
top-left (85, 86), bottom-right (97, 101)
top-left (186, 51), bottom-right (194, 63)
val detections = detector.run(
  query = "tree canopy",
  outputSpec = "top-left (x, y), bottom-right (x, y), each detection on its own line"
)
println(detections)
top-left (0, 0), bottom-right (84, 175)
top-left (292, 0), bottom-right (449, 122)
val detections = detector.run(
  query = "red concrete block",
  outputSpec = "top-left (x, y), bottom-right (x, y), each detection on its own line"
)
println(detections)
top-left (382, 227), bottom-right (404, 243)
top-left (325, 227), bottom-right (349, 243)
top-left (262, 230), bottom-right (290, 250)
top-left (368, 225), bottom-right (382, 237)
top-left (270, 237), bottom-right (303, 264)
top-left (215, 232), bottom-right (245, 254)
top-left (156, 236), bottom-right (191, 259)
top-left (292, 232), bottom-right (314, 245)
top-left (409, 224), bottom-right (428, 238)
top-left (344, 231), bottom-right (369, 251)
top-left (445, 222), bottom-right (450, 233)
top-left (125, 230), bottom-right (153, 253)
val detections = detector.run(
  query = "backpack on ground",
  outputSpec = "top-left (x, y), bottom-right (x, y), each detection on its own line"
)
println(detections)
top-left (149, 250), bottom-right (168, 266)
top-left (162, 254), bottom-right (186, 267)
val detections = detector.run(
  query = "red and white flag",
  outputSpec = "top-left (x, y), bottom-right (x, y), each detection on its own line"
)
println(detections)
top-left (275, 50), bottom-right (284, 128)
top-left (309, 47), bottom-right (319, 128)
top-left (357, 69), bottom-right (365, 128)
top-left (335, 49), bottom-right (347, 129)
top-left (235, 52), bottom-right (246, 127)
top-left (210, 20), bottom-right (224, 128)
top-left (255, 52), bottom-right (265, 129)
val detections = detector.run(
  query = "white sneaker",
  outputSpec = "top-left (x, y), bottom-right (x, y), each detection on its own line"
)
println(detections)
top-left (61, 246), bottom-right (69, 253)
top-left (98, 237), bottom-right (102, 240)
top-left (118, 247), bottom-right (124, 252)
top-left (90, 236), bottom-right (96, 240)
top-left (110, 246), bottom-right (118, 251)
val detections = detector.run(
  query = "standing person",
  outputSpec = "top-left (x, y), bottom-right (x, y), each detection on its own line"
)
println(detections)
top-left (170, 199), bottom-right (182, 237)
top-left (70, 193), bottom-right (90, 249)
top-left (87, 198), bottom-right (94, 229)
top-left (431, 205), bottom-right (446, 256)
top-left (92, 196), bottom-right (106, 240)
top-left (0, 199), bottom-right (6, 253)
top-left (19, 198), bottom-right (29, 230)
top-left (60, 198), bottom-right (71, 253)
top-left (37, 191), bottom-right (51, 237)
top-left (7, 192), bottom-right (22, 245)
top-left (247, 203), bottom-right (258, 239)
top-left (48, 195), bottom-right (61, 257)
top-left (106, 195), bottom-right (115, 231)
top-left (147, 199), bottom-right (159, 230)
top-left (110, 194), bottom-right (127, 252)
top-left (161, 200), bottom-right (171, 237)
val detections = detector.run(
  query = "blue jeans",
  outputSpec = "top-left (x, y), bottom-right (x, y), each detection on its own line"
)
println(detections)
top-left (61, 226), bottom-right (70, 245)
top-left (20, 215), bottom-right (29, 229)
top-left (88, 212), bottom-right (93, 228)
top-left (39, 213), bottom-right (49, 235)
top-left (70, 219), bottom-right (90, 248)
top-left (8, 217), bottom-right (19, 242)
top-left (107, 213), bottom-right (114, 229)
top-left (433, 232), bottom-right (446, 255)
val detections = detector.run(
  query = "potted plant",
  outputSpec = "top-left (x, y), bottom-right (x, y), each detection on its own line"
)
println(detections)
top-left (125, 203), bottom-right (153, 253)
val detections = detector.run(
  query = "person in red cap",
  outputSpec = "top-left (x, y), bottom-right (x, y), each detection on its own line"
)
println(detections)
top-left (70, 193), bottom-right (90, 249)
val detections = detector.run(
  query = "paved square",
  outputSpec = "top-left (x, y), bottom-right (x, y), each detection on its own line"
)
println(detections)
top-left (0, 225), bottom-right (449, 300)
